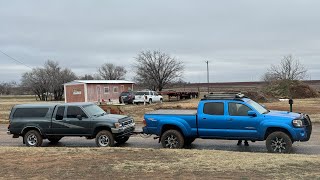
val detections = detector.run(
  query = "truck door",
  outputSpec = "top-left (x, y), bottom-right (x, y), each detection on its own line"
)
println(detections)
top-left (64, 106), bottom-right (91, 135)
top-left (197, 101), bottom-right (229, 138)
top-left (51, 106), bottom-right (91, 135)
top-left (226, 102), bottom-right (260, 139)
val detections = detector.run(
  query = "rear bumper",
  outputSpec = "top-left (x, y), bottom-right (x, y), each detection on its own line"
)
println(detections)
top-left (7, 131), bottom-right (11, 135)
top-left (133, 99), bottom-right (146, 103)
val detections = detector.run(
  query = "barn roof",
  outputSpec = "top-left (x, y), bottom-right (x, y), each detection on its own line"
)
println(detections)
top-left (64, 80), bottom-right (135, 85)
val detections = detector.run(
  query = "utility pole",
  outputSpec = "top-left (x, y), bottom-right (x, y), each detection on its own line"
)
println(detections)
top-left (205, 61), bottom-right (209, 93)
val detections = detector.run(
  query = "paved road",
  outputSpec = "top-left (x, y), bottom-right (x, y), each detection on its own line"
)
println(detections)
top-left (1, 124), bottom-right (320, 154)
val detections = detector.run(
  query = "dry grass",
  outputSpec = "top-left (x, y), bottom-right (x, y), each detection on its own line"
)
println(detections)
top-left (0, 147), bottom-right (319, 179)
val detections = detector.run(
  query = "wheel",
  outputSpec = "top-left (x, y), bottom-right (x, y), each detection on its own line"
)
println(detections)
top-left (266, 131), bottom-right (292, 153)
top-left (161, 130), bottom-right (184, 149)
top-left (48, 136), bottom-right (62, 143)
top-left (160, 98), bottom-right (163, 103)
top-left (95, 130), bottom-right (115, 147)
top-left (24, 130), bottom-right (43, 147)
top-left (115, 136), bottom-right (130, 144)
top-left (149, 99), bottom-right (152, 104)
top-left (184, 137), bottom-right (196, 146)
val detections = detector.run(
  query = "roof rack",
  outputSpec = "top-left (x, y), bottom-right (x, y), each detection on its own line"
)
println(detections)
top-left (202, 92), bottom-right (247, 100)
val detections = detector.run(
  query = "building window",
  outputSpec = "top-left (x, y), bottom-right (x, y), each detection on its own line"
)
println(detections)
top-left (73, 89), bottom-right (81, 95)
top-left (113, 86), bottom-right (119, 93)
top-left (104, 87), bottom-right (109, 94)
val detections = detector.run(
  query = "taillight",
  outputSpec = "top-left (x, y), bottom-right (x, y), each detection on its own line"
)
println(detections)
top-left (143, 119), bottom-right (147, 126)
top-left (7, 123), bottom-right (10, 129)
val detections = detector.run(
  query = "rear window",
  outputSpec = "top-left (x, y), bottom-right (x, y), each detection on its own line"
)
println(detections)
top-left (13, 108), bottom-right (49, 118)
top-left (203, 102), bottom-right (224, 115)
top-left (136, 91), bottom-right (149, 95)
top-left (120, 92), bottom-right (129, 96)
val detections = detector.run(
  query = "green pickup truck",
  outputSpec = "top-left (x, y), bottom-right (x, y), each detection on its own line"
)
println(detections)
top-left (7, 102), bottom-right (135, 147)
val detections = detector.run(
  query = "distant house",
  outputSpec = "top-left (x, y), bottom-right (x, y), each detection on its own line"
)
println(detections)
top-left (64, 80), bottom-right (135, 103)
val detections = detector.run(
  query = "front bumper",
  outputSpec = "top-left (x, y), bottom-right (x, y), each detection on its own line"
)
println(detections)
top-left (111, 123), bottom-right (135, 137)
top-left (7, 131), bottom-right (11, 135)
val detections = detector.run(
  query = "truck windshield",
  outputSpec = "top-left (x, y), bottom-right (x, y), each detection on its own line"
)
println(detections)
top-left (83, 104), bottom-right (106, 117)
top-left (246, 100), bottom-right (269, 114)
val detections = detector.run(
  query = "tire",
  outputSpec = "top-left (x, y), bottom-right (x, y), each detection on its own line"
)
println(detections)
top-left (160, 99), bottom-right (163, 103)
top-left (161, 130), bottom-right (184, 149)
top-left (95, 130), bottom-right (115, 147)
top-left (266, 131), bottom-right (292, 153)
top-left (115, 136), bottom-right (130, 144)
top-left (24, 130), bottom-right (43, 147)
top-left (149, 99), bottom-right (152, 104)
top-left (48, 136), bottom-right (63, 143)
top-left (184, 137), bottom-right (196, 146)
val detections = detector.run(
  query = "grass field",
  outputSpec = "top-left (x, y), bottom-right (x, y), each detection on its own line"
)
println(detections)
top-left (1, 95), bottom-right (320, 124)
top-left (0, 147), bottom-right (319, 179)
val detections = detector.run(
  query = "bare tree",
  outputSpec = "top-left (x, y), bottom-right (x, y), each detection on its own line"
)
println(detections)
top-left (0, 81), bottom-right (16, 95)
top-left (21, 60), bottom-right (77, 101)
top-left (263, 55), bottom-right (307, 82)
top-left (98, 63), bottom-right (126, 80)
top-left (262, 55), bottom-right (311, 98)
top-left (134, 50), bottom-right (184, 91)
top-left (79, 74), bottom-right (102, 80)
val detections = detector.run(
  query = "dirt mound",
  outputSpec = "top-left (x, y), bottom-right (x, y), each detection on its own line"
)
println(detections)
top-left (243, 91), bottom-right (278, 103)
top-left (289, 83), bottom-right (318, 99)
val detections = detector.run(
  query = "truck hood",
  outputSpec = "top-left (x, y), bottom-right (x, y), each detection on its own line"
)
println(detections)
top-left (94, 114), bottom-right (128, 123)
top-left (265, 110), bottom-right (301, 120)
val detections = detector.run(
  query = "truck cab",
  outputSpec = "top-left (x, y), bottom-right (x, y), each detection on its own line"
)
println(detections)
top-left (143, 93), bottom-right (312, 153)
top-left (8, 102), bottom-right (135, 147)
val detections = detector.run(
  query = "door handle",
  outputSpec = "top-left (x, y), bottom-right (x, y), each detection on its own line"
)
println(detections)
top-left (203, 118), bottom-right (207, 120)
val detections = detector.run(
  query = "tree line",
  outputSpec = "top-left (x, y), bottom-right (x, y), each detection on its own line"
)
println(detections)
top-left (7, 50), bottom-right (183, 101)
top-left (1, 51), bottom-right (315, 100)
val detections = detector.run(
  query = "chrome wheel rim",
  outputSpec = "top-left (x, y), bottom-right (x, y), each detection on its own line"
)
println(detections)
top-left (27, 134), bottom-right (37, 146)
top-left (271, 137), bottom-right (286, 153)
top-left (165, 135), bottom-right (179, 148)
top-left (98, 135), bottom-right (109, 147)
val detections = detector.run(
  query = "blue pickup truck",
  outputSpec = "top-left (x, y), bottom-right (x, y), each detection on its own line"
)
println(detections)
top-left (142, 93), bottom-right (312, 153)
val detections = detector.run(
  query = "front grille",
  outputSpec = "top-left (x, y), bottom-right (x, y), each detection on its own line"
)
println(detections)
top-left (302, 114), bottom-right (312, 141)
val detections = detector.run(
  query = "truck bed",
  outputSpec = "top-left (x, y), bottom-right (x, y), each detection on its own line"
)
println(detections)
top-left (146, 109), bottom-right (197, 115)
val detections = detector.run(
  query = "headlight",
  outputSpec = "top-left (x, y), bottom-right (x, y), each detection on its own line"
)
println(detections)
top-left (114, 123), bottom-right (122, 128)
top-left (292, 119), bottom-right (303, 127)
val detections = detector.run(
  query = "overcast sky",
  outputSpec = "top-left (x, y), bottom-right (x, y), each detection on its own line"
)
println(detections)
top-left (1, 0), bottom-right (320, 83)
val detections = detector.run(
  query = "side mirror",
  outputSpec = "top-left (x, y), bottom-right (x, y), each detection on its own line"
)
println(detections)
top-left (76, 115), bottom-right (82, 120)
top-left (248, 111), bottom-right (257, 117)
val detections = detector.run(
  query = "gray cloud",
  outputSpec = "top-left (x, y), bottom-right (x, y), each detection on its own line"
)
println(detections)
top-left (1, 0), bottom-right (320, 83)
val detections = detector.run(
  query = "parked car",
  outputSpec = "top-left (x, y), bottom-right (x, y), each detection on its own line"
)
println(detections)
top-left (133, 90), bottom-right (163, 104)
top-left (142, 93), bottom-right (312, 153)
top-left (119, 91), bottom-right (136, 104)
top-left (7, 102), bottom-right (135, 147)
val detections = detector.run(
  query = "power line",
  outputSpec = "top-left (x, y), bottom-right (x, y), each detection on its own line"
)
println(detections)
top-left (0, 49), bottom-right (33, 69)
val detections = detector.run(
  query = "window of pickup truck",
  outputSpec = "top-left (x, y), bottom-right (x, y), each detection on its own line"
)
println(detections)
top-left (203, 102), bottom-right (224, 115)
top-left (228, 102), bottom-right (252, 116)
top-left (13, 108), bottom-right (49, 118)
top-left (55, 106), bottom-right (65, 120)
top-left (67, 106), bottom-right (88, 119)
